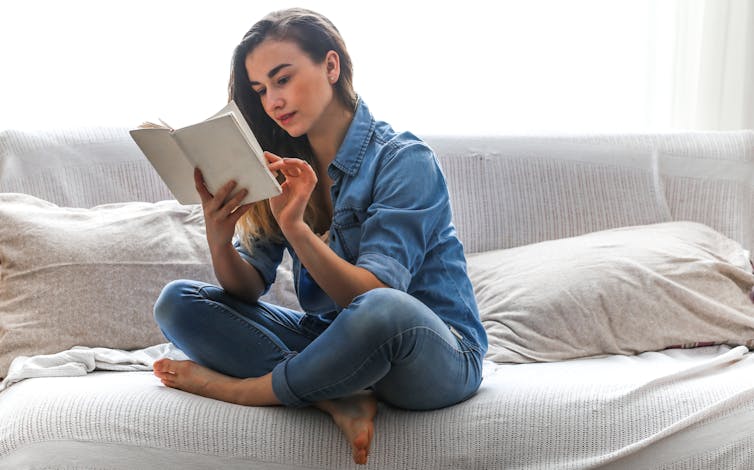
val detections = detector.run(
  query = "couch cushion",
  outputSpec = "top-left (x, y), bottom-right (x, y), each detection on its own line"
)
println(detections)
top-left (0, 193), bottom-right (216, 378)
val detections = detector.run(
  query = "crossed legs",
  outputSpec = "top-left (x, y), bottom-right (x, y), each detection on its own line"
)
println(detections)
top-left (152, 281), bottom-right (481, 465)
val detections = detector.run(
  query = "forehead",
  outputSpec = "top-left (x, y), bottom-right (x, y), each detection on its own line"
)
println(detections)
top-left (245, 39), bottom-right (312, 82)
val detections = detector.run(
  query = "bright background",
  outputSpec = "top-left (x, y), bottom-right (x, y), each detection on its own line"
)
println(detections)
top-left (1, 0), bottom-right (752, 135)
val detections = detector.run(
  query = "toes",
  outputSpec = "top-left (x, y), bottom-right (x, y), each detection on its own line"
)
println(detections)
top-left (353, 449), bottom-right (367, 465)
top-left (353, 433), bottom-right (368, 450)
top-left (153, 358), bottom-right (173, 372)
top-left (153, 370), bottom-right (173, 380)
top-left (154, 369), bottom-right (175, 383)
top-left (153, 359), bottom-right (179, 383)
top-left (169, 360), bottom-right (192, 374)
top-left (351, 430), bottom-right (371, 464)
top-left (160, 378), bottom-right (177, 388)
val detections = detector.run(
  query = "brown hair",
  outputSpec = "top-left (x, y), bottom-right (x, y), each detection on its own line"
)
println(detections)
top-left (228, 8), bottom-right (357, 249)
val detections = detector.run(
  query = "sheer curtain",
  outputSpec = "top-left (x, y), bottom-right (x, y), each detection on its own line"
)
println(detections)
top-left (657, 0), bottom-right (754, 130)
top-left (1, 1), bottom-right (751, 133)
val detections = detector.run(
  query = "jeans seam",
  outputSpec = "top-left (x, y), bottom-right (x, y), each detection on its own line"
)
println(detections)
top-left (301, 325), bottom-right (471, 399)
top-left (197, 287), bottom-right (289, 357)
top-left (256, 301), bottom-right (309, 338)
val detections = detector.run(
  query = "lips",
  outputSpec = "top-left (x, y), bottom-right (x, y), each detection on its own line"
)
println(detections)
top-left (277, 112), bottom-right (295, 125)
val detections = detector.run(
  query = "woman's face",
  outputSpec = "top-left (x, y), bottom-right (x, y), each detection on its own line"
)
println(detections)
top-left (246, 39), bottom-right (336, 138)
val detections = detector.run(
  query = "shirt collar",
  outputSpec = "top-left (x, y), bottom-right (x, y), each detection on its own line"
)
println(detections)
top-left (329, 97), bottom-right (375, 178)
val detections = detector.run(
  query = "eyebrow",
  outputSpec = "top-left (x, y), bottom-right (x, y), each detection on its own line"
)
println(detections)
top-left (249, 63), bottom-right (292, 86)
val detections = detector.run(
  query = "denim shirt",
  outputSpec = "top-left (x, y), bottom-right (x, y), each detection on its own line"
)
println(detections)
top-left (234, 99), bottom-right (488, 355)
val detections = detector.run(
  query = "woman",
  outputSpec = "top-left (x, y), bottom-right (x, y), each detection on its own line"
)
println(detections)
top-left (152, 7), bottom-right (487, 465)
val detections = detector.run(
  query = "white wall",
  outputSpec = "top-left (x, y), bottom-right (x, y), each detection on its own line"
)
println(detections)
top-left (0, 0), bottom-right (742, 135)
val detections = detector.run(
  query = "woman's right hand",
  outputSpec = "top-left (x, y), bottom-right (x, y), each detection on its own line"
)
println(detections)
top-left (194, 168), bottom-right (252, 250)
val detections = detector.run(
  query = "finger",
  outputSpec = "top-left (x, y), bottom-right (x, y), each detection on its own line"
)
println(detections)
top-left (193, 168), bottom-right (213, 203)
top-left (268, 158), bottom-right (310, 177)
top-left (228, 202), bottom-right (253, 225)
top-left (288, 167), bottom-right (302, 176)
top-left (283, 157), bottom-right (309, 166)
top-left (264, 151), bottom-right (282, 163)
top-left (282, 158), bottom-right (316, 179)
top-left (211, 179), bottom-right (239, 210)
top-left (221, 188), bottom-right (249, 216)
top-left (286, 158), bottom-right (315, 172)
top-left (267, 160), bottom-right (286, 172)
top-left (267, 161), bottom-right (298, 176)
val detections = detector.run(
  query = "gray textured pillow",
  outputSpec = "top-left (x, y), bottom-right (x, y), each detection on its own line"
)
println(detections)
top-left (0, 193), bottom-right (217, 378)
top-left (467, 221), bottom-right (754, 363)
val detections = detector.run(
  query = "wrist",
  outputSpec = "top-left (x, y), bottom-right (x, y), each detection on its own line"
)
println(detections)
top-left (280, 221), bottom-right (312, 244)
top-left (208, 239), bottom-right (237, 258)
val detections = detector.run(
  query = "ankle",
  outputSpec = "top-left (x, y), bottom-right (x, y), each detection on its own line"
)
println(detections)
top-left (236, 374), bottom-right (280, 406)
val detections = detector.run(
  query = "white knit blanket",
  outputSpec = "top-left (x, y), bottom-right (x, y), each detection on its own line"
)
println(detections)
top-left (0, 343), bottom-right (187, 392)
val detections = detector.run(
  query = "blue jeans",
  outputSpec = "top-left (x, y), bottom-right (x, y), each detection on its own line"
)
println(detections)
top-left (153, 280), bottom-right (484, 410)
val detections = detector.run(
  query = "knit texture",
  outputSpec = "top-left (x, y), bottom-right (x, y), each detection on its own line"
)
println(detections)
top-left (3, 347), bottom-right (754, 469)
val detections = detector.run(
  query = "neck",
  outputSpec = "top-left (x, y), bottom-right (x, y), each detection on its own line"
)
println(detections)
top-left (307, 100), bottom-right (354, 171)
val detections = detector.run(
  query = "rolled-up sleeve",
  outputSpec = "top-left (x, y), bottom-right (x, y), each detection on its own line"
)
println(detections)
top-left (233, 236), bottom-right (285, 294)
top-left (355, 141), bottom-right (450, 291)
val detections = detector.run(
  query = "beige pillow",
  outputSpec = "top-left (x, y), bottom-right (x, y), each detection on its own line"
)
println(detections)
top-left (467, 221), bottom-right (754, 363)
top-left (0, 193), bottom-right (216, 378)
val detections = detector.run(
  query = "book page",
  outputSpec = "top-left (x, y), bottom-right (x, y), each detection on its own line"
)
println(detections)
top-left (172, 114), bottom-right (281, 205)
top-left (204, 101), bottom-right (266, 165)
top-left (225, 101), bottom-right (265, 160)
top-left (128, 128), bottom-right (200, 204)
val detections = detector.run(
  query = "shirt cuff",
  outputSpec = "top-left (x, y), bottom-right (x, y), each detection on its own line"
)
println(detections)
top-left (356, 252), bottom-right (411, 292)
top-left (233, 240), bottom-right (277, 293)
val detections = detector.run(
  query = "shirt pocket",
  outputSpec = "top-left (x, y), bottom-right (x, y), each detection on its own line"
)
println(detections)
top-left (332, 207), bottom-right (365, 263)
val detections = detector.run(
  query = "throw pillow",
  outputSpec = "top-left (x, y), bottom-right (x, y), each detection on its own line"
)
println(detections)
top-left (0, 193), bottom-right (217, 378)
top-left (466, 221), bottom-right (754, 363)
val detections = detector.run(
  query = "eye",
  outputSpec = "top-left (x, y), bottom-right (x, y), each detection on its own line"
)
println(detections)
top-left (253, 87), bottom-right (266, 97)
top-left (277, 76), bottom-right (290, 86)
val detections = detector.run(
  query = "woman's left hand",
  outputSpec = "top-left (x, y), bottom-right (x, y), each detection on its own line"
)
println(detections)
top-left (265, 151), bottom-right (317, 232)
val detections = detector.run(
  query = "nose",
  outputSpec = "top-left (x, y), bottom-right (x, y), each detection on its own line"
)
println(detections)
top-left (263, 89), bottom-right (283, 115)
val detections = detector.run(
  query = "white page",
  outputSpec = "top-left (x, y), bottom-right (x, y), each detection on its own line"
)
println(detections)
top-left (172, 114), bottom-right (281, 205)
top-left (128, 128), bottom-right (200, 204)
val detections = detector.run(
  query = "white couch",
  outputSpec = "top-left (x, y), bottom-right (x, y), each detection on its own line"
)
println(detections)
top-left (1, 127), bottom-right (754, 469)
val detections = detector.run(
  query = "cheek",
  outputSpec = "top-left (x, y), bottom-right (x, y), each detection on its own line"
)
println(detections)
top-left (302, 74), bottom-right (334, 103)
top-left (260, 96), bottom-right (272, 114)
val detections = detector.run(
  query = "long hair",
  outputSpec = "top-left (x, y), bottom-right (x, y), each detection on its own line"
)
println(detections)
top-left (229, 8), bottom-right (357, 249)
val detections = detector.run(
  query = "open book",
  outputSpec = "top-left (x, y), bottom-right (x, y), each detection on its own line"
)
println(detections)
top-left (129, 101), bottom-right (282, 206)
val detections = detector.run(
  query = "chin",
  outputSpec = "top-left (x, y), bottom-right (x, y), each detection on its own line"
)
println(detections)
top-left (286, 129), bottom-right (306, 138)
top-left (282, 125), bottom-right (307, 138)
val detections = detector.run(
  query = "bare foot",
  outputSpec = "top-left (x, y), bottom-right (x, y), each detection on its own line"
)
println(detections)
top-left (316, 392), bottom-right (378, 465)
top-left (152, 358), bottom-right (279, 406)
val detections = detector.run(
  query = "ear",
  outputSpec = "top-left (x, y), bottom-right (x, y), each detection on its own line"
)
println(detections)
top-left (325, 50), bottom-right (340, 84)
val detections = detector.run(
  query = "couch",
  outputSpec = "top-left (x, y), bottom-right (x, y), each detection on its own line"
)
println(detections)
top-left (2, 127), bottom-right (754, 469)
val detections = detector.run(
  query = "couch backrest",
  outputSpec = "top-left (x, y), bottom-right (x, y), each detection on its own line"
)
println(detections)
top-left (427, 132), bottom-right (754, 254)
top-left (0, 128), bottom-right (173, 208)
top-left (2, 128), bottom-right (752, 254)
